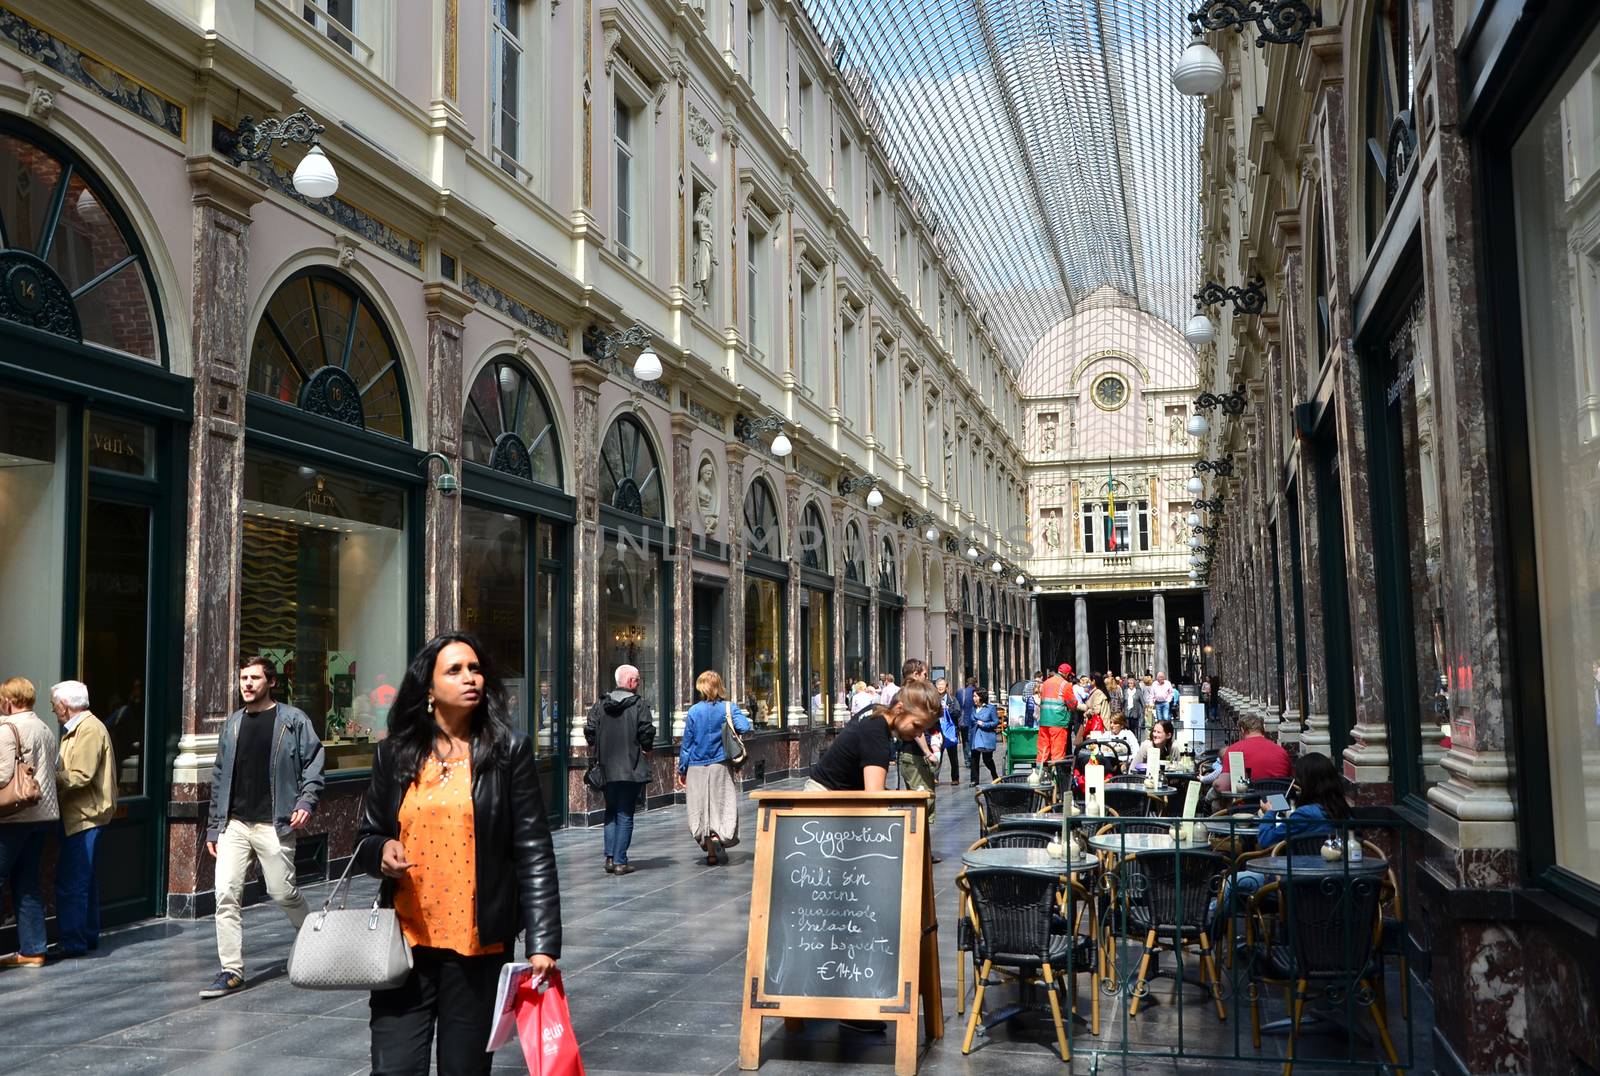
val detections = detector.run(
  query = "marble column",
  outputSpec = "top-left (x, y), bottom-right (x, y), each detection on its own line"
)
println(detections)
top-left (1030, 596), bottom-right (1041, 675)
top-left (725, 443), bottom-right (748, 704)
top-left (421, 282), bottom-right (473, 637)
top-left (1151, 591), bottom-right (1167, 678)
top-left (1297, 468), bottom-right (1331, 757)
top-left (567, 362), bottom-right (606, 750)
top-left (670, 414), bottom-right (696, 736)
top-left (1074, 594), bottom-right (1089, 674)
top-left (830, 498), bottom-right (847, 724)
top-left (169, 158), bottom-right (262, 915)
top-left (867, 518), bottom-right (881, 680)
top-left (783, 472), bottom-right (805, 728)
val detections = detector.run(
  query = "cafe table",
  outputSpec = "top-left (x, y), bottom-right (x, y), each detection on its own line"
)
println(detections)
top-left (1249, 854), bottom-right (1389, 878)
top-left (1087, 830), bottom-right (1211, 855)
top-left (996, 811), bottom-right (1081, 830)
top-left (1213, 786), bottom-right (1267, 802)
top-left (961, 846), bottom-right (1098, 875)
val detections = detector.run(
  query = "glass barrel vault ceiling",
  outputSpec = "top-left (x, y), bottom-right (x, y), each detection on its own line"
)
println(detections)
top-left (799, 0), bottom-right (1203, 366)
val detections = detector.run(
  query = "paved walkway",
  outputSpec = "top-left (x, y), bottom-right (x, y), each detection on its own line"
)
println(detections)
top-left (2, 772), bottom-right (1429, 1074)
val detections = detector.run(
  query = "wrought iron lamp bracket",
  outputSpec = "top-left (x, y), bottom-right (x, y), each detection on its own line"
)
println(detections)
top-left (902, 511), bottom-right (937, 530)
top-left (1193, 457), bottom-right (1236, 477)
top-left (584, 322), bottom-right (652, 363)
top-left (1194, 385), bottom-right (1248, 416)
top-left (733, 412), bottom-right (786, 444)
top-left (1192, 497), bottom-right (1225, 513)
top-left (838, 473), bottom-right (879, 496)
top-left (217, 106), bottom-right (326, 163)
top-left (1194, 275), bottom-right (1268, 316)
top-left (1187, 0), bottom-right (1319, 45)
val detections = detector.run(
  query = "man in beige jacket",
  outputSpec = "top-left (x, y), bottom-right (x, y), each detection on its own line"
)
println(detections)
top-left (0, 676), bottom-right (59, 967)
top-left (51, 680), bottom-right (115, 957)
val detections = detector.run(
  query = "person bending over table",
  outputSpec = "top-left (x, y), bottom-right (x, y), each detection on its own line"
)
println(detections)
top-left (806, 679), bottom-right (942, 794)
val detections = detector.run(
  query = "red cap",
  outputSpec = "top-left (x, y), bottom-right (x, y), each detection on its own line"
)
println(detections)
top-left (1057, 663), bottom-right (1073, 677)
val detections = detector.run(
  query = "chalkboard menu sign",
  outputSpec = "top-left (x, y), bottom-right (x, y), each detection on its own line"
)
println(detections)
top-left (739, 791), bottom-right (941, 1076)
top-left (763, 814), bottom-right (905, 999)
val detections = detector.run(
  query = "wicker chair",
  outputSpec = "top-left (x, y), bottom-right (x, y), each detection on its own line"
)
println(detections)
top-left (975, 784), bottom-right (1052, 836)
top-left (1243, 871), bottom-right (1401, 1073)
top-left (960, 867), bottom-right (1094, 1061)
top-left (1103, 785), bottom-right (1158, 818)
top-left (1108, 848), bottom-right (1231, 1021)
top-left (956, 831), bottom-right (1053, 1013)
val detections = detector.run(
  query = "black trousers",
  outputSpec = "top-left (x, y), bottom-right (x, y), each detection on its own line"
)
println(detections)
top-left (370, 946), bottom-right (510, 1075)
top-left (940, 742), bottom-right (963, 782)
top-left (969, 749), bottom-right (998, 783)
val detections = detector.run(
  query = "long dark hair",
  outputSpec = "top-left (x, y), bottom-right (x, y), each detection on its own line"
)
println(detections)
top-left (388, 632), bottom-right (513, 786)
top-left (1150, 718), bottom-right (1176, 760)
top-left (1292, 752), bottom-right (1351, 820)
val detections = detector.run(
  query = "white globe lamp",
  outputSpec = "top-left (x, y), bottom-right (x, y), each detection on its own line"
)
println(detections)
top-left (1187, 512), bottom-right (1201, 527)
top-left (292, 144), bottom-right (339, 199)
top-left (632, 346), bottom-right (663, 382)
top-left (924, 526), bottom-right (938, 542)
top-left (1188, 569), bottom-right (1199, 581)
top-left (990, 559), bottom-right (1003, 573)
top-left (865, 486), bottom-right (884, 508)
top-left (1188, 535), bottom-right (1202, 549)
top-left (1015, 573), bottom-right (1026, 586)
top-left (770, 431), bottom-right (792, 457)
top-left (966, 545), bottom-right (980, 560)
top-left (1171, 35), bottom-right (1226, 97)
top-left (1184, 312), bottom-right (1217, 348)
top-left (1187, 476), bottom-right (1204, 495)
top-left (1186, 412), bottom-right (1211, 438)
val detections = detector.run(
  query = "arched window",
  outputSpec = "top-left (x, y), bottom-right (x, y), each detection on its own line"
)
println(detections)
top-left (843, 521), bottom-right (865, 582)
top-left (743, 477), bottom-right (782, 559)
top-left (598, 414), bottom-right (663, 519)
top-left (463, 358), bottom-right (561, 486)
top-left (0, 121), bottom-right (163, 361)
top-left (1363, 0), bottom-right (1415, 248)
top-left (247, 269), bottom-right (409, 439)
top-left (799, 501), bottom-right (829, 571)
top-left (878, 536), bottom-right (898, 592)
top-left (961, 578), bottom-right (972, 614)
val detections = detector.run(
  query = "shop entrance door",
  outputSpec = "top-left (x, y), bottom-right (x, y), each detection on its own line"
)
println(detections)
top-left (81, 495), bottom-right (164, 926)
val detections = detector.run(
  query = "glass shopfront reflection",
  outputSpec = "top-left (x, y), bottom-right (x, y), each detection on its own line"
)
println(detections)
top-left (461, 507), bottom-right (529, 724)
top-left (801, 587), bottom-right (832, 725)
top-left (744, 576), bottom-right (784, 727)
top-left (0, 390), bottom-right (67, 706)
top-left (239, 451), bottom-right (408, 772)
top-left (599, 542), bottom-right (665, 721)
top-left (844, 596), bottom-right (870, 688)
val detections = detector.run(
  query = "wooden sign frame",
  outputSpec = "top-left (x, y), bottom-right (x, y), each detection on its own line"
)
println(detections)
top-left (738, 790), bottom-right (943, 1076)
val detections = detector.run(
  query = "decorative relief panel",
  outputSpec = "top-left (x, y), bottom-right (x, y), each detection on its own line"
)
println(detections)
top-left (462, 271), bottom-right (568, 345)
top-left (247, 159), bottom-right (423, 269)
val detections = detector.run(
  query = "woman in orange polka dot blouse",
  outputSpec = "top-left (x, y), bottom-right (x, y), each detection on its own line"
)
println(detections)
top-left (357, 632), bottom-right (562, 1074)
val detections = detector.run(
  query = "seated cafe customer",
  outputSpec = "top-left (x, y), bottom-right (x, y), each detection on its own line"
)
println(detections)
top-left (1212, 712), bottom-right (1291, 793)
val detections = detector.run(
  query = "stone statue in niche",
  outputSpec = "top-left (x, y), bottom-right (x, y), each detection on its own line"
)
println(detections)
top-left (1169, 411), bottom-right (1189, 447)
top-left (1039, 412), bottom-right (1058, 453)
top-left (1168, 510), bottom-right (1183, 549)
top-left (1041, 512), bottom-right (1061, 553)
top-left (691, 191), bottom-right (715, 303)
top-left (696, 456), bottom-right (719, 534)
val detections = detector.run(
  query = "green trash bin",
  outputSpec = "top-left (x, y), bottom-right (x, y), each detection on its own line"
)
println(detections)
top-left (1004, 726), bottom-right (1037, 772)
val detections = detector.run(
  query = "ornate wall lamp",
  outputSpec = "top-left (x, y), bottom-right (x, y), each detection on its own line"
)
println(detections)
top-left (839, 473), bottom-right (883, 508)
top-left (1172, 2), bottom-right (1319, 97)
top-left (1192, 497), bottom-right (1225, 513)
top-left (1190, 524), bottom-right (1219, 539)
top-left (584, 322), bottom-right (661, 381)
top-left (1194, 384), bottom-right (1248, 417)
top-left (214, 106), bottom-right (339, 198)
top-left (734, 413), bottom-right (791, 457)
top-left (419, 452), bottom-right (458, 496)
top-left (902, 511), bottom-right (938, 542)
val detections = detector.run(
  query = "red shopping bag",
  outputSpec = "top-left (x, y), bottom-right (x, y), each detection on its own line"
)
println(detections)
top-left (515, 970), bottom-right (584, 1076)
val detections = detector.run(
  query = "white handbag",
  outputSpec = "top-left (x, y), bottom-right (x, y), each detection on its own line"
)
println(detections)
top-left (288, 840), bottom-right (413, 991)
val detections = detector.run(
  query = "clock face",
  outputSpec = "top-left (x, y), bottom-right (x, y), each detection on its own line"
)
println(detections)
top-left (1092, 375), bottom-right (1128, 411)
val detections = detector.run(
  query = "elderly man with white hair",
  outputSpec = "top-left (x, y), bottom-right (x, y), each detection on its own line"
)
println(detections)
top-left (582, 664), bottom-right (656, 875)
top-left (50, 679), bottom-right (115, 958)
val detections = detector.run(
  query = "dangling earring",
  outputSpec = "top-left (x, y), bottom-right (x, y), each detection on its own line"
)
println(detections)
top-left (427, 695), bottom-right (434, 715)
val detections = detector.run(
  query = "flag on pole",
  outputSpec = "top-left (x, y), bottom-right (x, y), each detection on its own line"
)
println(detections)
top-left (1105, 461), bottom-right (1118, 552)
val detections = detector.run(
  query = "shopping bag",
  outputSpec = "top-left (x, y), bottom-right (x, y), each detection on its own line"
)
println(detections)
top-left (515, 969), bottom-right (585, 1076)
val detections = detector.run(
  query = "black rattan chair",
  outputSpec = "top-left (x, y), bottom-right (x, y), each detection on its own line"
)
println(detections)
top-left (960, 867), bottom-right (1092, 1061)
top-left (1111, 848), bottom-right (1231, 1021)
top-left (1244, 871), bottom-right (1401, 1072)
top-left (1103, 785), bottom-right (1157, 818)
top-left (975, 784), bottom-right (1052, 835)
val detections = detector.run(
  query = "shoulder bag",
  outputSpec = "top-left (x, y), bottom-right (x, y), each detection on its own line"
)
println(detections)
top-left (288, 839), bottom-right (413, 991)
top-left (0, 723), bottom-right (41, 818)
top-left (721, 702), bottom-right (748, 769)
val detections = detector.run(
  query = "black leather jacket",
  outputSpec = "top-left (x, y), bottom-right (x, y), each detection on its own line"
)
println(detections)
top-left (355, 732), bottom-right (561, 958)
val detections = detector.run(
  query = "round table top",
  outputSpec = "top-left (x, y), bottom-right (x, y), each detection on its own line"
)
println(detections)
top-left (1250, 855), bottom-right (1389, 877)
top-left (996, 812), bottom-right (1072, 828)
top-left (1214, 786), bottom-right (1268, 800)
top-left (962, 846), bottom-right (1098, 874)
top-left (1087, 831), bottom-right (1212, 853)
top-left (1197, 816), bottom-right (1261, 836)
top-left (1106, 783), bottom-right (1177, 797)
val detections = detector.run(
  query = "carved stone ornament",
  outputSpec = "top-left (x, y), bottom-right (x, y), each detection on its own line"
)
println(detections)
top-left (490, 431), bottom-right (533, 480)
top-left (0, 251), bottom-right (80, 341)
top-left (25, 84), bottom-right (53, 118)
top-left (602, 27), bottom-right (623, 75)
top-left (299, 366), bottom-right (366, 428)
top-left (336, 234), bottom-right (360, 270)
top-left (687, 104), bottom-right (714, 151)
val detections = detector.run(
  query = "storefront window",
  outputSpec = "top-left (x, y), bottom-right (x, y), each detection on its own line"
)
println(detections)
top-left (802, 587), bottom-right (832, 724)
top-left (1512, 31), bottom-right (1600, 886)
top-left (744, 576), bottom-right (783, 727)
top-left (461, 506), bottom-right (529, 729)
top-left (844, 597), bottom-right (870, 688)
top-left (462, 359), bottom-right (561, 486)
top-left (0, 389), bottom-right (66, 705)
top-left (599, 542), bottom-right (664, 721)
top-left (238, 451), bottom-right (408, 772)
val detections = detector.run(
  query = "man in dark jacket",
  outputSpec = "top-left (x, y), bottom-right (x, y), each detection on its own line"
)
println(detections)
top-left (583, 664), bottom-right (655, 875)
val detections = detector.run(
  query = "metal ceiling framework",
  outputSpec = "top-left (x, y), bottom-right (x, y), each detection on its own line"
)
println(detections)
top-left (800, 0), bottom-right (1204, 368)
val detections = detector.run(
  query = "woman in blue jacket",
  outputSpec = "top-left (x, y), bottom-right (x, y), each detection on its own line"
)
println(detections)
top-left (678, 670), bottom-right (752, 865)
top-left (936, 678), bottom-right (963, 786)
top-left (968, 689), bottom-right (1000, 786)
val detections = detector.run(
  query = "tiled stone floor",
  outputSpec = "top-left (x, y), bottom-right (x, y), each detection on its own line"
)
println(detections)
top-left (1, 774), bottom-right (1430, 1074)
